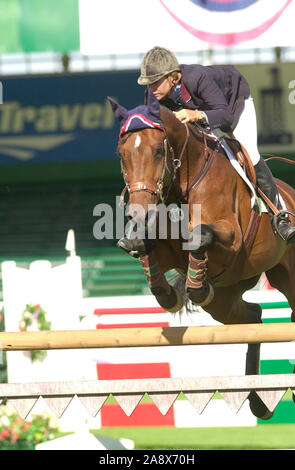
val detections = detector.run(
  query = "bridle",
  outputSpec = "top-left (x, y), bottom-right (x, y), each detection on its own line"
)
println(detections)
top-left (119, 123), bottom-right (190, 207)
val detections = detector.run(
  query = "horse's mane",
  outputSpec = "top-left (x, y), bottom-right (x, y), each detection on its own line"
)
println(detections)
top-left (160, 105), bottom-right (213, 147)
top-left (159, 105), bottom-right (182, 129)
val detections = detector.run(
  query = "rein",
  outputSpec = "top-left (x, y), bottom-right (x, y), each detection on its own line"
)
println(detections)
top-left (264, 155), bottom-right (295, 165)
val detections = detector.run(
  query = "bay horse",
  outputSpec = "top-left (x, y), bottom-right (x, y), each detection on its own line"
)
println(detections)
top-left (108, 90), bottom-right (295, 419)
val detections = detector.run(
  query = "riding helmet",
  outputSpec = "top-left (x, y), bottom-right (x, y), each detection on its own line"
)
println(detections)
top-left (137, 46), bottom-right (180, 85)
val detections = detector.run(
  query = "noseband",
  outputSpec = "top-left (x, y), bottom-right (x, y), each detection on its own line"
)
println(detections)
top-left (119, 123), bottom-right (190, 207)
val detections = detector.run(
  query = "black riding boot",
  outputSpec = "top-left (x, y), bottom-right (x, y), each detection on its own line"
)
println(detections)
top-left (254, 157), bottom-right (295, 245)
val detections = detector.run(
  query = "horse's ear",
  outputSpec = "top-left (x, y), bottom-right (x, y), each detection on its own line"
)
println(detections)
top-left (146, 89), bottom-right (161, 120)
top-left (107, 96), bottom-right (129, 123)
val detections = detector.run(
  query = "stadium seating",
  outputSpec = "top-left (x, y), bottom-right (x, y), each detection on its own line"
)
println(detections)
top-left (0, 179), bottom-right (148, 299)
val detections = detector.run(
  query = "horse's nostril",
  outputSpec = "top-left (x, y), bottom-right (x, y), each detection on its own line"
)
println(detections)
top-left (125, 204), bottom-right (133, 220)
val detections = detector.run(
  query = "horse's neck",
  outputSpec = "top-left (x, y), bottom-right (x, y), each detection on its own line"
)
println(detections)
top-left (174, 123), bottom-right (209, 191)
top-left (163, 109), bottom-right (202, 158)
top-left (162, 108), bottom-right (231, 193)
top-left (171, 122), bottom-right (237, 201)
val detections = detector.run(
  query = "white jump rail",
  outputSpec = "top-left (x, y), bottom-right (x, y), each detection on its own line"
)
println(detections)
top-left (0, 374), bottom-right (294, 418)
top-left (0, 322), bottom-right (295, 419)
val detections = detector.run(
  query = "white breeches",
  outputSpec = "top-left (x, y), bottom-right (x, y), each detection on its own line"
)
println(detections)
top-left (230, 96), bottom-right (261, 166)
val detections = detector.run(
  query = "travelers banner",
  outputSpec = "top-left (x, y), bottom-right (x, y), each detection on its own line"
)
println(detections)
top-left (0, 72), bottom-right (142, 164)
top-left (0, 64), bottom-right (294, 166)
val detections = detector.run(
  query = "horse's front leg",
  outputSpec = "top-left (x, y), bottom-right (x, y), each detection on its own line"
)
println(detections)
top-left (186, 221), bottom-right (236, 306)
top-left (139, 249), bottom-right (184, 312)
top-left (117, 237), bottom-right (184, 313)
top-left (186, 224), bottom-right (215, 306)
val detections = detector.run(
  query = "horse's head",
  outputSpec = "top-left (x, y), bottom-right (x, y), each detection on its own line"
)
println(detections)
top-left (108, 90), bottom-right (189, 256)
top-left (109, 90), bottom-right (166, 214)
top-left (108, 91), bottom-right (185, 220)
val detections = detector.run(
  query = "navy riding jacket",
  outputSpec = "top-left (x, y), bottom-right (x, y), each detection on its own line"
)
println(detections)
top-left (160, 64), bottom-right (250, 132)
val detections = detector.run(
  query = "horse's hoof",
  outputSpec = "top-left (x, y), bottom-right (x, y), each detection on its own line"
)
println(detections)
top-left (248, 391), bottom-right (274, 420)
top-left (151, 286), bottom-right (184, 313)
top-left (187, 282), bottom-right (214, 307)
top-left (166, 287), bottom-right (185, 313)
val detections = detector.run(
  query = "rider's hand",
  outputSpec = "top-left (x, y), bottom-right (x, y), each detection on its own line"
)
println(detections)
top-left (173, 109), bottom-right (207, 124)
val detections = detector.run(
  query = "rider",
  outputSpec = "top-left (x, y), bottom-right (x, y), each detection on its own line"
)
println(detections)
top-left (137, 46), bottom-right (295, 245)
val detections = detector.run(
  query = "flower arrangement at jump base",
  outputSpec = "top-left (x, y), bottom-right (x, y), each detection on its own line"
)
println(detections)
top-left (18, 303), bottom-right (51, 363)
top-left (0, 405), bottom-right (60, 450)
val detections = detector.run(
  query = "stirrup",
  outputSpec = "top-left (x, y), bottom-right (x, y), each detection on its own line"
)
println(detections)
top-left (272, 210), bottom-right (295, 230)
top-left (272, 210), bottom-right (295, 243)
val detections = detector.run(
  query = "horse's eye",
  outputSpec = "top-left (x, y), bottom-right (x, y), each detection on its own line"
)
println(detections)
top-left (154, 144), bottom-right (164, 159)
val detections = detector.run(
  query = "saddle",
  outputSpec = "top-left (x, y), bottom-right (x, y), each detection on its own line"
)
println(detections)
top-left (188, 123), bottom-right (283, 253)
top-left (201, 127), bottom-right (279, 215)
top-left (201, 129), bottom-right (277, 253)
top-left (223, 137), bottom-right (257, 187)
top-left (220, 136), bottom-right (263, 254)
top-left (187, 125), bottom-right (263, 254)
top-left (223, 136), bottom-right (281, 218)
